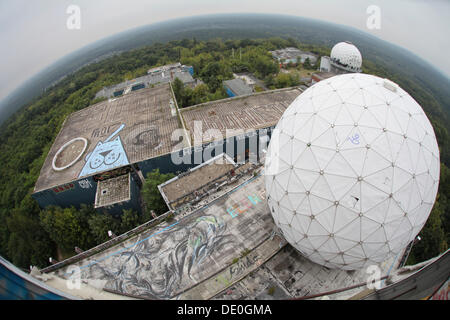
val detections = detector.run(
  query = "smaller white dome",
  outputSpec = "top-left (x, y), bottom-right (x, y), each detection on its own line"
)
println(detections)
top-left (330, 41), bottom-right (362, 72)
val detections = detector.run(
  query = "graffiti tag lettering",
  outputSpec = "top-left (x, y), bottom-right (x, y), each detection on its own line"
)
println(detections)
top-left (53, 183), bottom-right (75, 194)
top-left (78, 179), bottom-right (93, 189)
top-left (227, 192), bottom-right (264, 218)
top-left (348, 133), bottom-right (360, 145)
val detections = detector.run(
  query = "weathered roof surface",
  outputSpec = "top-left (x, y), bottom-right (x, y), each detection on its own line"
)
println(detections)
top-left (158, 154), bottom-right (236, 210)
top-left (95, 173), bottom-right (130, 208)
top-left (223, 78), bottom-right (253, 96)
top-left (34, 85), bottom-right (303, 193)
top-left (34, 83), bottom-right (186, 193)
top-left (270, 47), bottom-right (318, 63)
top-left (181, 87), bottom-right (303, 146)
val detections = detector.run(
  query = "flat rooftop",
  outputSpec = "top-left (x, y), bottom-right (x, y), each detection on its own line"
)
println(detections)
top-left (95, 174), bottom-right (130, 208)
top-left (34, 83), bottom-right (186, 193)
top-left (181, 87), bottom-right (302, 146)
top-left (270, 47), bottom-right (318, 63)
top-left (95, 70), bottom-right (194, 99)
top-left (223, 78), bottom-right (253, 96)
top-left (158, 154), bottom-right (236, 210)
top-left (34, 85), bottom-right (302, 193)
top-left (148, 62), bottom-right (183, 74)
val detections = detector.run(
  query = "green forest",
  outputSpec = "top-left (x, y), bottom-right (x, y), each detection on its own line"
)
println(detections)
top-left (0, 37), bottom-right (448, 269)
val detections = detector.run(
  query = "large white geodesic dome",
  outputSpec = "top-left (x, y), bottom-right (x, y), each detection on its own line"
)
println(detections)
top-left (330, 41), bottom-right (362, 72)
top-left (264, 73), bottom-right (440, 270)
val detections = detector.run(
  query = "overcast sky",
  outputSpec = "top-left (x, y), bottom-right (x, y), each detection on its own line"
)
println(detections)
top-left (0, 0), bottom-right (449, 103)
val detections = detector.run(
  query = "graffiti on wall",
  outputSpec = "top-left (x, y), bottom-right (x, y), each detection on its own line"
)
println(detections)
top-left (78, 179), bottom-right (93, 189)
top-left (125, 123), bottom-right (162, 151)
top-left (226, 189), bottom-right (266, 218)
top-left (78, 124), bottom-right (129, 178)
top-left (92, 123), bottom-right (121, 139)
top-left (58, 176), bottom-right (270, 299)
top-left (52, 183), bottom-right (75, 194)
top-left (215, 254), bottom-right (259, 287)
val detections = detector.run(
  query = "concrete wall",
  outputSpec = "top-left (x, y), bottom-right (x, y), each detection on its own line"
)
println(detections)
top-left (32, 176), bottom-right (97, 209)
top-left (0, 256), bottom-right (74, 300)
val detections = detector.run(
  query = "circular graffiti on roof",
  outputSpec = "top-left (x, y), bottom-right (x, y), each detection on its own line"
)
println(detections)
top-left (52, 137), bottom-right (88, 171)
top-left (125, 124), bottom-right (160, 150)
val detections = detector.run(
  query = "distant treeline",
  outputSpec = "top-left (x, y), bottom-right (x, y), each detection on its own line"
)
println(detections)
top-left (0, 37), bottom-right (448, 269)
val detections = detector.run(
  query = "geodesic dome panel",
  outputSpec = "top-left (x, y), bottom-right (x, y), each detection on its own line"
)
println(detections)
top-left (264, 73), bottom-right (440, 270)
top-left (330, 42), bottom-right (363, 72)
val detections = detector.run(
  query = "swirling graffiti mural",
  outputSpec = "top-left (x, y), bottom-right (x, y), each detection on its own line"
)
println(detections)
top-left (76, 215), bottom-right (235, 299)
top-left (56, 176), bottom-right (271, 299)
top-left (125, 123), bottom-right (162, 151)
